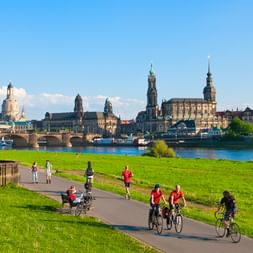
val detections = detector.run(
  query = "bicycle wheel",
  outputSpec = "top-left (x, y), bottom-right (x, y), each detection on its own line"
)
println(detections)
top-left (230, 223), bottom-right (241, 243)
top-left (148, 212), bottom-right (154, 230)
top-left (215, 218), bottom-right (226, 237)
top-left (75, 203), bottom-right (83, 216)
top-left (175, 214), bottom-right (183, 233)
top-left (166, 216), bottom-right (173, 230)
top-left (156, 214), bottom-right (163, 234)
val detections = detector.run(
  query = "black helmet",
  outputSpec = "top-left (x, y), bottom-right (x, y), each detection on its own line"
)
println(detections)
top-left (154, 184), bottom-right (160, 189)
top-left (223, 190), bottom-right (230, 197)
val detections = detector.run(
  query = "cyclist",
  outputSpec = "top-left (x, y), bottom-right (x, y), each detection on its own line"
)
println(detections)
top-left (215, 190), bottom-right (237, 236)
top-left (168, 184), bottom-right (187, 218)
top-left (84, 161), bottom-right (94, 192)
top-left (150, 184), bottom-right (167, 217)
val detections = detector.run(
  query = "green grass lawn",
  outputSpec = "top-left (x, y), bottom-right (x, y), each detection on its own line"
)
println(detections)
top-left (1, 150), bottom-right (253, 237)
top-left (0, 184), bottom-right (156, 253)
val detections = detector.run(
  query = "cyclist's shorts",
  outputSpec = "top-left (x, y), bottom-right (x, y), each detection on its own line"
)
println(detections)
top-left (224, 209), bottom-right (235, 220)
top-left (124, 182), bottom-right (130, 187)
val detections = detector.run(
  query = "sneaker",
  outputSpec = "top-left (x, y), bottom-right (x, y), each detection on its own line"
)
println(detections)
top-left (226, 229), bottom-right (231, 237)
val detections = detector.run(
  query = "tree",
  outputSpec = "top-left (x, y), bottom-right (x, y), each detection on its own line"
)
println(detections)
top-left (225, 117), bottom-right (253, 138)
top-left (144, 140), bottom-right (176, 158)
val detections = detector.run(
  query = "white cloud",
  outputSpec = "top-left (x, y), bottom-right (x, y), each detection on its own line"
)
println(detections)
top-left (0, 86), bottom-right (145, 120)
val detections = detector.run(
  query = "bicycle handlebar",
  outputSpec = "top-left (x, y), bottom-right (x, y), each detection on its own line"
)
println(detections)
top-left (214, 211), bottom-right (225, 219)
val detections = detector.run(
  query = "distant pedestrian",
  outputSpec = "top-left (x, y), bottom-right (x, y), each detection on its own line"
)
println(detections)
top-left (31, 162), bottom-right (38, 184)
top-left (45, 160), bottom-right (52, 184)
top-left (121, 165), bottom-right (133, 199)
top-left (84, 161), bottom-right (94, 192)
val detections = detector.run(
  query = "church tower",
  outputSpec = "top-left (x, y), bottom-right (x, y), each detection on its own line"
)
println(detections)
top-left (1, 82), bottom-right (20, 121)
top-left (203, 59), bottom-right (216, 102)
top-left (146, 64), bottom-right (159, 120)
top-left (104, 98), bottom-right (113, 116)
top-left (74, 94), bottom-right (83, 115)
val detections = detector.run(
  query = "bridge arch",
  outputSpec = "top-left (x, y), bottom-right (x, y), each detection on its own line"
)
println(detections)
top-left (5, 134), bottom-right (28, 147)
top-left (69, 136), bottom-right (83, 146)
top-left (37, 135), bottom-right (62, 146)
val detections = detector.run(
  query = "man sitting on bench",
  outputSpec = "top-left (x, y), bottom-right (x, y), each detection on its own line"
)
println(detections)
top-left (66, 186), bottom-right (82, 204)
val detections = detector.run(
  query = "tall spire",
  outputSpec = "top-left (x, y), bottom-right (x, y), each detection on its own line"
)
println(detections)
top-left (203, 57), bottom-right (216, 102)
top-left (147, 64), bottom-right (158, 120)
top-left (149, 63), bottom-right (155, 76)
top-left (206, 56), bottom-right (213, 85)
top-left (208, 56), bottom-right (211, 74)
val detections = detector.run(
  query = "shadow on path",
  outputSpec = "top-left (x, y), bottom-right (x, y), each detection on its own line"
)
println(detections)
top-left (111, 224), bottom-right (149, 232)
top-left (160, 232), bottom-right (218, 242)
top-left (94, 195), bottom-right (123, 200)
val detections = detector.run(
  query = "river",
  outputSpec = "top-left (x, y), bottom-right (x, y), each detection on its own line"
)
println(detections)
top-left (4, 145), bottom-right (253, 161)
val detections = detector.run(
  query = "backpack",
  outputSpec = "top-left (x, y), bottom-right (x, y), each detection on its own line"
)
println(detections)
top-left (230, 196), bottom-right (236, 209)
top-left (86, 168), bottom-right (94, 177)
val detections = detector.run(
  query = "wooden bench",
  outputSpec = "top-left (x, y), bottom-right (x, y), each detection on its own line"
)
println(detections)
top-left (61, 193), bottom-right (75, 208)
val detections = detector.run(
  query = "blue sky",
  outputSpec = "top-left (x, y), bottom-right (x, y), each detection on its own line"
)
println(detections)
top-left (0, 0), bottom-right (253, 120)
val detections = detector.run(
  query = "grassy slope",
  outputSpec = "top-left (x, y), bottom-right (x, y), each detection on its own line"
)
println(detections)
top-left (0, 184), bottom-right (156, 253)
top-left (1, 150), bottom-right (253, 237)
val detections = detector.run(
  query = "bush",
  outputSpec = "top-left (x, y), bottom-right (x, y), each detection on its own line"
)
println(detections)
top-left (144, 140), bottom-right (176, 158)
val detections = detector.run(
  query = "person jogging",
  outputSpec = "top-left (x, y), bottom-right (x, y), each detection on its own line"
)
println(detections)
top-left (121, 165), bottom-right (133, 199)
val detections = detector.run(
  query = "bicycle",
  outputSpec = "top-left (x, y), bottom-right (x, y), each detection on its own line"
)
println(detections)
top-left (166, 204), bottom-right (184, 233)
top-left (84, 178), bottom-right (93, 193)
top-left (148, 204), bottom-right (163, 234)
top-left (74, 191), bottom-right (94, 216)
top-left (215, 211), bottom-right (241, 243)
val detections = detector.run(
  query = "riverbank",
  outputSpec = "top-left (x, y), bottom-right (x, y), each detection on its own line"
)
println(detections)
top-left (164, 138), bottom-right (253, 149)
top-left (0, 150), bottom-right (252, 237)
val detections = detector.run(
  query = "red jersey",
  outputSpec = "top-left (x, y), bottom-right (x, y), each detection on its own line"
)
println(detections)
top-left (151, 189), bottom-right (163, 205)
top-left (122, 170), bottom-right (132, 183)
top-left (169, 190), bottom-right (184, 204)
top-left (66, 190), bottom-right (76, 201)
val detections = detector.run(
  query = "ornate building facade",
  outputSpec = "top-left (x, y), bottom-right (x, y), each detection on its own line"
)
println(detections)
top-left (42, 95), bottom-right (120, 136)
top-left (42, 94), bottom-right (84, 132)
top-left (83, 98), bottom-right (120, 137)
top-left (136, 63), bottom-right (224, 134)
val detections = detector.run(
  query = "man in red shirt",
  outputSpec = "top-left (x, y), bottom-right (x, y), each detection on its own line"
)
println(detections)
top-left (150, 184), bottom-right (167, 216)
top-left (121, 165), bottom-right (133, 199)
top-left (168, 184), bottom-right (187, 217)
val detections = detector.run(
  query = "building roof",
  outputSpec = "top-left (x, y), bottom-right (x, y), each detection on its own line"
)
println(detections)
top-left (166, 98), bottom-right (207, 103)
top-left (170, 119), bottom-right (196, 129)
top-left (84, 112), bottom-right (105, 120)
top-left (45, 112), bottom-right (80, 120)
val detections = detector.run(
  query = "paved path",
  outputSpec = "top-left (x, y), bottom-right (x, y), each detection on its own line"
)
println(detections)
top-left (20, 166), bottom-right (252, 253)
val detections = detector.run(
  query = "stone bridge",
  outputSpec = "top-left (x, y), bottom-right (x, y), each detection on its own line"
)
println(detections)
top-left (0, 132), bottom-right (90, 148)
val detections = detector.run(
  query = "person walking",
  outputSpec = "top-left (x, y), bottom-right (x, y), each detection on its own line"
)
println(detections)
top-left (31, 162), bottom-right (38, 184)
top-left (121, 165), bottom-right (133, 199)
top-left (45, 160), bottom-right (52, 184)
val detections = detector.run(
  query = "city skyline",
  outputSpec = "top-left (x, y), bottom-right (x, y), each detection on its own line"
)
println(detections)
top-left (0, 1), bottom-right (253, 120)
